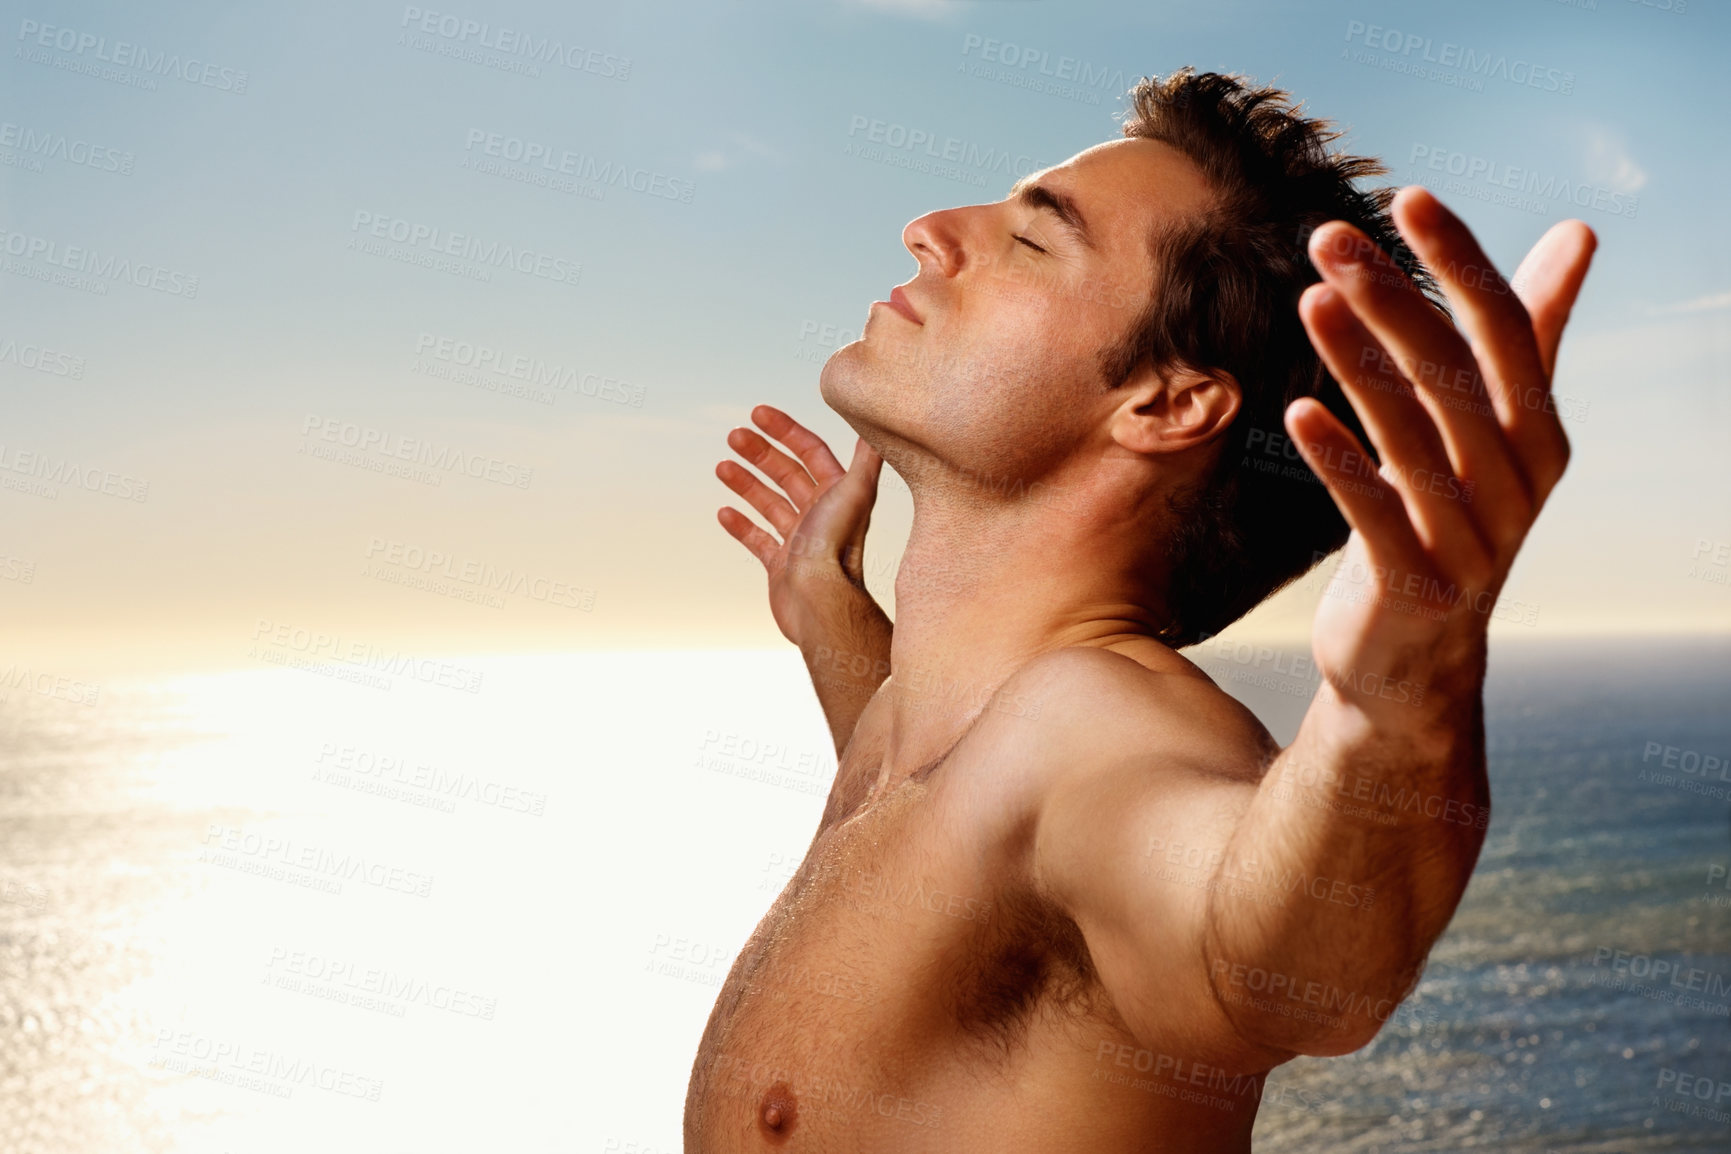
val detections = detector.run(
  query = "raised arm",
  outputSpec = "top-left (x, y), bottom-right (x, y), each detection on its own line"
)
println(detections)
top-left (1025, 189), bottom-right (1596, 1065)
top-left (1198, 189), bottom-right (1595, 1054)
top-left (715, 405), bottom-right (894, 756)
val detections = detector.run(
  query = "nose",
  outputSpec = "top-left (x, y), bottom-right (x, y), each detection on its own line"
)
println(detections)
top-left (901, 206), bottom-right (971, 278)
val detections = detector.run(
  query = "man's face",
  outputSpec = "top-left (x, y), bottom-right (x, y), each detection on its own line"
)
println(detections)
top-left (820, 137), bottom-right (1216, 494)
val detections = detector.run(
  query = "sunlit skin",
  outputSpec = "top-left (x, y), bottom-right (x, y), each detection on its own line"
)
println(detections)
top-left (696, 135), bottom-right (1595, 1150)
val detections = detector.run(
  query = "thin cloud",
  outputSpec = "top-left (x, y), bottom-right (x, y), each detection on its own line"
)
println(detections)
top-left (1649, 290), bottom-right (1731, 316)
top-left (843, 0), bottom-right (955, 20)
top-left (1584, 127), bottom-right (1648, 195)
top-left (693, 132), bottom-right (786, 173)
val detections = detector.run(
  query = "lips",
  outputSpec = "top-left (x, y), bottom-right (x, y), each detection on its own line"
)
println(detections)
top-left (886, 286), bottom-right (923, 325)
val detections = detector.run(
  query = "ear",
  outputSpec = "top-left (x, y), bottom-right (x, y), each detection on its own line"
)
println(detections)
top-left (1108, 362), bottom-right (1241, 456)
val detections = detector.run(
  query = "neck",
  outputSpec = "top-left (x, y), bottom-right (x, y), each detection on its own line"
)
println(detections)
top-left (879, 455), bottom-right (1175, 779)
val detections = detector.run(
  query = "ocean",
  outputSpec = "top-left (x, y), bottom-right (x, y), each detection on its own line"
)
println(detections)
top-left (0, 639), bottom-right (1725, 1152)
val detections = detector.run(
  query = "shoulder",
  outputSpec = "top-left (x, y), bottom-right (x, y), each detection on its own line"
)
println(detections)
top-left (956, 646), bottom-right (1291, 1064)
top-left (978, 644), bottom-right (1278, 786)
top-left (935, 643), bottom-right (1277, 870)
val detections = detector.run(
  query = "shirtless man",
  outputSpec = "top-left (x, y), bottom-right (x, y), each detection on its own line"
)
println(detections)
top-left (691, 69), bottom-right (1595, 1150)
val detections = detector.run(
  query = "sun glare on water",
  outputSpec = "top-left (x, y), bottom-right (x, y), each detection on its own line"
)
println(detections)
top-left (4, 650), bottom-right (825, 1154)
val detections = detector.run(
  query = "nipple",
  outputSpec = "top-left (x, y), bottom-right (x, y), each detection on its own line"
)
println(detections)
top-left (757, 1081), bottom-right (799, 1141)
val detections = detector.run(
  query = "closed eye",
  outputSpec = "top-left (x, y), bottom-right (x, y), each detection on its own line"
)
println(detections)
top-left (1014, 235), bottom-right (1048, 255)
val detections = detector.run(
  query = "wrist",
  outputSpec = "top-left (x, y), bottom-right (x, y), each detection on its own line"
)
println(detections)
top-left (1308, 676), bottom-right (1471, 758)
top-left (800, 617), bottom-right (892, 717)
top-left (784, 552), bottom-right (872, 599)
top-left (798, 581), bottom-right (891, 662)
top-left (799, 594), bottom-right (891, 656)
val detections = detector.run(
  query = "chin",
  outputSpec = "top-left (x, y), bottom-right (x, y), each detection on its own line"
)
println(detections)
top-left (819, 344), bottom-right (914, 454)
top-left (818, 342), bottom-right (868, 417)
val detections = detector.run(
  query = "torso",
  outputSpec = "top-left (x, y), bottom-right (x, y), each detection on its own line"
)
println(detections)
top-left (683, 643), bottom-right (1278, 1152)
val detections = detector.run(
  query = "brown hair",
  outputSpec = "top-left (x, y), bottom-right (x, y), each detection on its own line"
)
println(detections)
top-left (1100, 68), bottom-right (1446, 648)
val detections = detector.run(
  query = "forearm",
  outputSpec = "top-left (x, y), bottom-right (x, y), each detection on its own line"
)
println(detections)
top-left (791, 565), bottom-right (893, 757)
top-left (1202, 680), bottom-right (1488, 1054)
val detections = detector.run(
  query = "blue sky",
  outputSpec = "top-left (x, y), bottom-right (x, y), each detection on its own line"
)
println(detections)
top-left (3, 0), bottom-right (1727, 676)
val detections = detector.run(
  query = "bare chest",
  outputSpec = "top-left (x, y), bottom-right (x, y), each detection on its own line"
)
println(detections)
top-left (687, 761), bottom-right (1103, 1145)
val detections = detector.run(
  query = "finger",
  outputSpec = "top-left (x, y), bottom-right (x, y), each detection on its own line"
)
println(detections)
top-left (1392, 187), bottom-right (1540, 379)
top-left (716, 506), bottom-right (780, 571)
top-left (1390, 187), bottom-right (1566, 498)
top-left (753, 404), bottom-right (847, 487)
top-left (1510, 219), bottom-right (1597, 380)
top-left (728, 426), bottom-right (819, 508)
top-left (1309, 220), bottom-right (1532, 531)
top-left (1299, 283), bottom-right (1498, 565)
top-left (1284, 398), bottom-right (1426, 566)
top-left (845, 437), bottom-right (883, 490)
top-left (837, 439), bottom-right (883, 580)
top-left (716, 459), bottom-right (798, 536)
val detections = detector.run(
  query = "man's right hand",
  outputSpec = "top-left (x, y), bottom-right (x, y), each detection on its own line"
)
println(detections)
top-left (715, 404), bottom-right (890, 646)
top-left (716, 405), bottom-right (894, 753)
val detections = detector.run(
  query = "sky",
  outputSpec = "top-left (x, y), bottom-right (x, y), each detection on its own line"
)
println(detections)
top-left (2, 0), bottom-right (1728, 680)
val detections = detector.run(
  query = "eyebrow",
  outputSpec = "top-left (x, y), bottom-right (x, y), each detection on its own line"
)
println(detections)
top-left (1008, 176), bottom-right (1096, 251)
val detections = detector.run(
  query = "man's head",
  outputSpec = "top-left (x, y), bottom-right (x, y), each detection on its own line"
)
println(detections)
top-left (820, 67), bottom-right (1440, 647)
